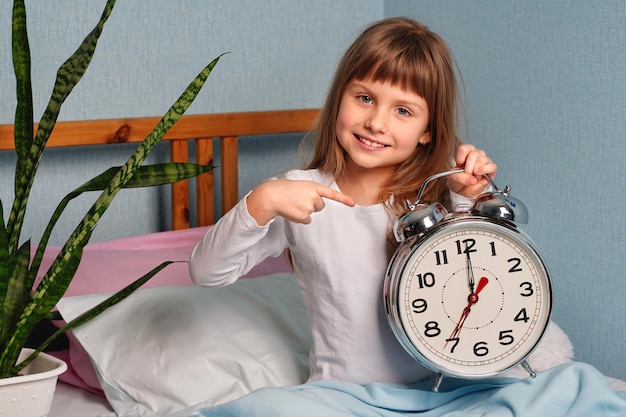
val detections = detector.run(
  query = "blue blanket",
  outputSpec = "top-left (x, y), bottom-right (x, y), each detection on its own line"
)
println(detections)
top-left (177, 363), bottom-right (626, 417)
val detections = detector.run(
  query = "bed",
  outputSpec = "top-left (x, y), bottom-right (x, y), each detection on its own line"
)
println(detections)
top-left (1, 109), bottom-right (624, 417)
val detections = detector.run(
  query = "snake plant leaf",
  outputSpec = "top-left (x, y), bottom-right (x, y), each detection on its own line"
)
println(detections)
top-left (11, 0), bottom-right (33, 164)
top-left (0, 242), bottom-right (30, 346)
top-left (7, 0), bottom-right (116, 254)
top-left (0, 203), bottom-right (9, 336)
top-left (12, 260), bottom-right (177, 374)
top-left (79, 163), bottom-right (215, 191)
top-left (0, 241), bottom-right (32, 375)
top-left (0, 200), bottom-right (8, 280)
top-left (28, 162), bottom-right (214, 285)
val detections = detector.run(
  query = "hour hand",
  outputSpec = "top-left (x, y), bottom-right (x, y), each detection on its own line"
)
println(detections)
top-left (466, 251), bottom-right (475, 294)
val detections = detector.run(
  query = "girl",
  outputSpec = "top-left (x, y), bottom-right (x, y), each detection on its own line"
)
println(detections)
top-left (189, 17), bottom-right (497, 385)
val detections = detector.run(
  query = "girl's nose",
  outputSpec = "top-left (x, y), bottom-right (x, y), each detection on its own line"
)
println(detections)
top-left (365, 108), bottom-right (387, 133)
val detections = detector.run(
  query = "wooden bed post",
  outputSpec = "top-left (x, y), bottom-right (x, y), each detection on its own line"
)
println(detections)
top-left (170, 139), bottom-right (191, 230)
top-left (195, 138), bottom-right (215, 226)
top-left (220, 136), bottom-right (238, 214)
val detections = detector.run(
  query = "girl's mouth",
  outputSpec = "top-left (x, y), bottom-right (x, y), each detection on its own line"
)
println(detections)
top-left (356, 135), bottom-right (387, 148)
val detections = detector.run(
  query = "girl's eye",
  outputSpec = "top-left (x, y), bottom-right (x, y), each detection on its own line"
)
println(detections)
top-left (359, 95), bottom-right (373, 104)
top-left (397, 107), bottom-right (410, 116)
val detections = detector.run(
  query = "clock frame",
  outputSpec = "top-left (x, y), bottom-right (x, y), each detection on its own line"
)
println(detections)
top-left (384, 170), bottom-right (552, 391)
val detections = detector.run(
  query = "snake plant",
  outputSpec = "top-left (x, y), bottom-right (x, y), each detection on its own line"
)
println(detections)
top-left (0, 0), bottom-right (223, 377)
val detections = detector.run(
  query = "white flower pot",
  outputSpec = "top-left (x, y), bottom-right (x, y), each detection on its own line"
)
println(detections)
top-left (0, 348), bottom-right (67, 417)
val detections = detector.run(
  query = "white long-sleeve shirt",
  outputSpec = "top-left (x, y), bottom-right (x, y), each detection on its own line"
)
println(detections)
top-left (189, 169), bottom-right (470, 384)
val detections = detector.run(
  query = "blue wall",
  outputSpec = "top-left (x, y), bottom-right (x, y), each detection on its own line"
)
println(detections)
top-left (386, 0), bottom-right (625, 380)
top-left (1, 0), bottom-right (624, 381)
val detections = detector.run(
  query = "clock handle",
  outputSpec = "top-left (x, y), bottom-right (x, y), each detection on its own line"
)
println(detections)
top-left (407, 170), bottom-right (529, 223)
top-left (408, 169), bottom-right (500, 210)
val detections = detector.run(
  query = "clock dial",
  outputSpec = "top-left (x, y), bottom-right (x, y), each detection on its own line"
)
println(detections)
top-left (386, 217), bottom-right (551, 378)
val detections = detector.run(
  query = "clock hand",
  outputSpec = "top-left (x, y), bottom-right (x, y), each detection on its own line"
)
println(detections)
top-left (469, 276), bottom-right (489, 303)
top-left (445, 277), bottom-right (489, 348)
top-left (466, 250), bottom-right (475, 294)
top-left (446, 306), bottom-right (471, 345)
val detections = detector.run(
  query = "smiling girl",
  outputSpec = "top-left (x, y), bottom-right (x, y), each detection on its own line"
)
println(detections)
top-left (189, 16), bottom-right (497, 384)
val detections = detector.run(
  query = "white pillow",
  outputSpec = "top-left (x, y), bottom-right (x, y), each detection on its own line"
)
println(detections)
top-left (57, 273), bottom-right (312, 417)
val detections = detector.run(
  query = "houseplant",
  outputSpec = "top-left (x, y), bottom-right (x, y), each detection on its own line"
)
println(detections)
top-left (1, 0), bottom-right (222, 386)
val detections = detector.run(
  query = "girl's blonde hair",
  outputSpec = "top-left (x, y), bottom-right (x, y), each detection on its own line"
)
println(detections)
top-left (305, 17), bottom-right (463, 215)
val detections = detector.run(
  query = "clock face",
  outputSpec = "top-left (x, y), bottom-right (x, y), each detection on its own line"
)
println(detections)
top-left (385, 217), bottom-right (552, 378)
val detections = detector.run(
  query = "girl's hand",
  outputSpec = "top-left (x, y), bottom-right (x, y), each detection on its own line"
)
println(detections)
top-left (246, 179), bottom-right (355, 225)
top-left (448, 144), bottom-right (498, 198)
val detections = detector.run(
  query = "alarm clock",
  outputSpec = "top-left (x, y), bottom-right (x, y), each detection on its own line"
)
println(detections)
top-left (384, 169), bottom-right (552, 391)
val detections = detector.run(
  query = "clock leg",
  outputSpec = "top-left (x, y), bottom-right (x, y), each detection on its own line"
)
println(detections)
top-left (432, 372), bottom-right (444, 392)
top-left (521, 360), bottom-right (537, 378)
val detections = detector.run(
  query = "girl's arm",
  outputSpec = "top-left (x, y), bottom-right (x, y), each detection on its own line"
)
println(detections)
top-left (189, 177), bottom-right (353, 287)
top-left (188, 194), bottom-right (289, 287)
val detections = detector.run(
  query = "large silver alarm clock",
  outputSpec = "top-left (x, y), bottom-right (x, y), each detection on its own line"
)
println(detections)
top-left (384, 169), bottom-right (552, 391)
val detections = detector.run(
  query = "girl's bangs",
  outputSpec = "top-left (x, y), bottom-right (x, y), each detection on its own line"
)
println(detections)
top-left (351, 49), bottom-right (433, 100)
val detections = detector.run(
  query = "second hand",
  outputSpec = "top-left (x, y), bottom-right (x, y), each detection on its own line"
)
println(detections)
top-left (444, 277), bottom-right (489, 348)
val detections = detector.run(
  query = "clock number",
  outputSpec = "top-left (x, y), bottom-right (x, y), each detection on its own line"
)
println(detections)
top-left (514, 308), bottom-right (530, 323)
top-left (490, 246), bottom-right (524, 274)
top-left (434, 250), bottom-right (448, 265)
top-left (446, 337), bottom-right (460, 353)
top-left (519, 282), bottom-right (534, 297)
top-left (416, 272), bottom-right (436, 289)
top-left (498, 330), bottom-right (515, 345)
top-left (456, 239), bottom-right (477, 255)
top-left (508, 257), bottom-right (523, 273)
top-left (411, 298), bottom-right (427, 313)
top-left (424, 321), bottom-right (441, 337)
top-left (473, 341), bottom-right (489, 357)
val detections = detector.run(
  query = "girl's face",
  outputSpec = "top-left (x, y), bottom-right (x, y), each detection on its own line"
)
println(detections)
top-left (336, 78), bottom-right (430, 178)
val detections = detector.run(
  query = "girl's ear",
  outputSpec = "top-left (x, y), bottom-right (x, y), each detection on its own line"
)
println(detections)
top-left (418, 132), bottom-right (431, 146)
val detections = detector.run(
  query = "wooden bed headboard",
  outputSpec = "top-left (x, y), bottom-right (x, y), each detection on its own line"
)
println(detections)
top-left (0, 108), bottom-right (319, 230)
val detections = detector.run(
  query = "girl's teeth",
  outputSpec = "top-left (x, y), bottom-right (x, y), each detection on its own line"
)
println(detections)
top-left (359, 136), bottom-right (384, 148)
